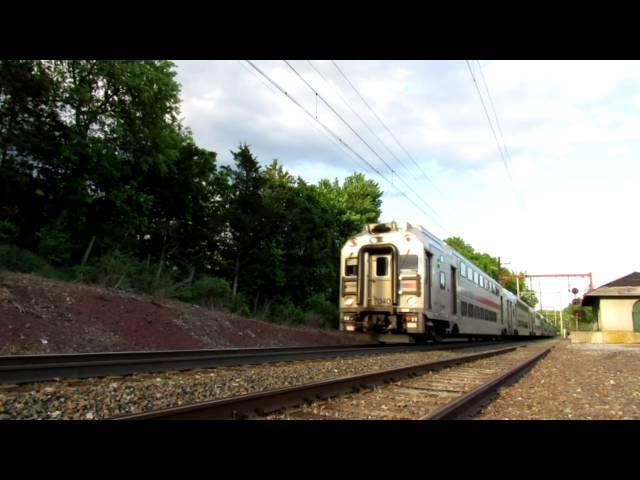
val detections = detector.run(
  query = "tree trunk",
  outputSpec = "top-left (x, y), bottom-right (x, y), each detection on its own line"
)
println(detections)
top-left (253, 291), bottom-right (260, 314)
top-left (232, 253), bottom-right (240, 299)
top-left (80, 235), bottom-right (96, 266)
top-left (154, 234), bottom-right (167, 285)
top-left (169, 266), bottom-right (196, 291)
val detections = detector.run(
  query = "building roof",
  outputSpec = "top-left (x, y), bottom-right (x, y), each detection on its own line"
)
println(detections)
top-left (582, 272), bottom-right (640, 306)
top-left (600, 272), bottom-right (640, 288)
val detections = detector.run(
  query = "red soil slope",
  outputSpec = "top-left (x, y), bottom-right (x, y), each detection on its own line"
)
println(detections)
top-left (0, 272), bottom-right (369, 355)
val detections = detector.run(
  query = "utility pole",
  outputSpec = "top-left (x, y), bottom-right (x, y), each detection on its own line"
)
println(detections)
top-left (538, 280), bottom-right (543, 312)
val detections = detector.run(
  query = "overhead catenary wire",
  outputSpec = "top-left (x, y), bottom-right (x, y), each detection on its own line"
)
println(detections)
top-left (464, 60), bottom-right (526, 211)
top-left (307, 60), bottom-right (456, 223)
top-left (238, 60), bottom-right (366, 171)
top-left (306, 61), bottom-right (419, 181)
top-left (331, 60), bottom-right (443, 196)
top-left (476, 60), bottom-right (513, 170)
top-left (283, 60), bottom-right (451, 232)
top-left (245, 60), bottom-right (452, 236)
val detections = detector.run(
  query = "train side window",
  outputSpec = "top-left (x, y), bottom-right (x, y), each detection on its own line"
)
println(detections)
top-left (439, 271), bottom-right (446, 289)
top-left (474, 271), bottom-right (479, 285)
top-left (461, 301), bottom-right (468, 316)
top-left (345, 258), bottom-right (358, 276)
top-left (461, 263), bottom-right (466, 277)
top-left (376, 257), bottom-right (388, 277)
top-left (468, 304), bottom-right (474, 317)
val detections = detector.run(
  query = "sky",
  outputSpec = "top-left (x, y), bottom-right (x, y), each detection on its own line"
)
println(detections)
top-left (173, 60), bottom-right (640, 309)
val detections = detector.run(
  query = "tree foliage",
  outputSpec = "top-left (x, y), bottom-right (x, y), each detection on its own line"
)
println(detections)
top-left (444, 236), bottom-right (539, 308)
top-left (0, 60), bottom-right (383, 327)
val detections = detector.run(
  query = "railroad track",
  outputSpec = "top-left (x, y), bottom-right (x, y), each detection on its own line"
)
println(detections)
top-left (0, 339), bottom-right (511, 385)
top-left (112, 340), bottom-right (555, 420)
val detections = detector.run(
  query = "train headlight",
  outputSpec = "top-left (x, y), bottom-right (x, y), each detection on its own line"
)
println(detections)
top-left (407, 296), bottom-right (417, 307)
top-left (345, 297), bottom-right (355, 306)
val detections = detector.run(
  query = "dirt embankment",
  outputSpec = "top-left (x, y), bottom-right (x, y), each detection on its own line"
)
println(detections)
top-left (0, 272), bottom-right (369, 355)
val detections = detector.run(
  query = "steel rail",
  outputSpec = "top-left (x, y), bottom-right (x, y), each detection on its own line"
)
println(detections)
top-left (111, 344), bottom-right (521, 420)
top-left (0, 340), bottom-right (511, 385)
top-left (422, 343), bottom-right (555, 420)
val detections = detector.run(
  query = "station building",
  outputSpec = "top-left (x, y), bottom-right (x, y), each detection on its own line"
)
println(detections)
top-left (573, 272), bottom-right (640, 344)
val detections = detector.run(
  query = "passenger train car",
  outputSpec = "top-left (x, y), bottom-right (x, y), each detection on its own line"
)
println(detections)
top-left (339, 222), bottom-right (555, 341)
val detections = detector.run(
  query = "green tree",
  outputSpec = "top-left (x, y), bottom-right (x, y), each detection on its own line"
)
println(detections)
top-left (222, 143), bottom-right (268, 304)
top-left (444, 236), bottom-right (538, 306)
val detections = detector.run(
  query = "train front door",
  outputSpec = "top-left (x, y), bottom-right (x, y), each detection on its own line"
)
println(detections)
top-left (367, 253), bottom-right (393, 307)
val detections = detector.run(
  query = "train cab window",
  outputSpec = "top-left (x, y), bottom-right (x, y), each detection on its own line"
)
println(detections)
top-left (376, 257), bottom-right (388, 277)
top-left (439, 271), bottom-right (446, 289)
top-left (399, 254), bottom-right (418, 272)
top-left (345, 258), bottom-right (358, 276)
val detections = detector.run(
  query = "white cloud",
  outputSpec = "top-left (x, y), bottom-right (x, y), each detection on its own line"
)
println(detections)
top-left (174, 60), bottom-right (640, 304)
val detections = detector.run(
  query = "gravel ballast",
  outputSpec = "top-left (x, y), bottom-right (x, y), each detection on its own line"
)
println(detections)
top-left (0, 346), bottom-right (507, 420)
top-left (476, 340), bottom-right (640, 420)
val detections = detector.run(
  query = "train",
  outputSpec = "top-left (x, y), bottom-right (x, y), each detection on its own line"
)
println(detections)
top-left (339, 222), bottom-right (556, 342)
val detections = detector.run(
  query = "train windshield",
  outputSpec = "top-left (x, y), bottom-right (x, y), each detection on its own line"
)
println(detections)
top-left (399, 254), bottom-right (418, 272)
top-left (345, 258), bottom-right (358, 276)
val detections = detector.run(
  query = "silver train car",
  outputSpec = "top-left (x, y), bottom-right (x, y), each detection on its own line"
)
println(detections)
top-left (339, 222), bottom-right (555, 341)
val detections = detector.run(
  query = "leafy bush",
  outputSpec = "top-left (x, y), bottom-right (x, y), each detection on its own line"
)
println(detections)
top-left (229, 292), bottom-right (251, 317)
top-left (174, 275), bottom-right (232, 308)
top-left (74, 251), bottom-right (174, 293)
top-left (268, 299), bottom-right (306, 325)
top-left (36, 224), bottom-right (72, 266)
top-left (0, 244), bottom-right (54, 275)
top-left (302, 294), bottom-right (339, 329)
top-left (0, 221), bottom-right (17, 244)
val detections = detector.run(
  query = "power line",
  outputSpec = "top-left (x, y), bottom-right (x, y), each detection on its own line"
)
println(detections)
top-left (476, 61), bottom-right (513, 170)
top-left (331, 60), bottom-right (443, 195)
top-left (238, 60), bottom-right (362, 169)
top-left (464, 60), bottom-right (525, 210)
top-left (245, 60), bottom-right (452, 236)
top-left (307, 60), bottom-right (419, 181)
top-left (283, 60), bottom-right (451, 232)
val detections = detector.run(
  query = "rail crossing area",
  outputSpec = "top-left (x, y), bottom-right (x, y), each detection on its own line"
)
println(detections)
top-left (1, 338), bottom-right (639, 420)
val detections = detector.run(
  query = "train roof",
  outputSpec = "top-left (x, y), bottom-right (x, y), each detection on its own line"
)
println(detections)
top-left (361, 221), bottom-right (535, 311)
